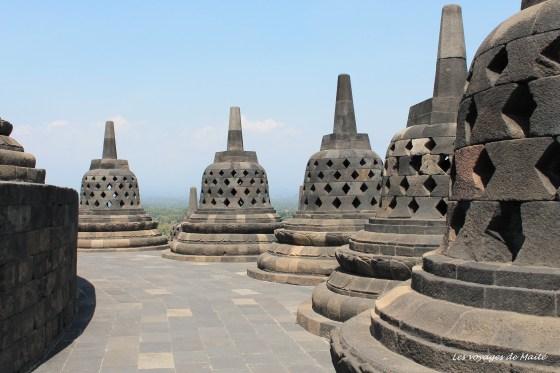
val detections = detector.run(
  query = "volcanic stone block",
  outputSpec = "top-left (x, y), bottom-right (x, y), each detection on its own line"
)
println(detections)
top-left (166, 107), bottom-right (281, 262)
top-left (248, 74), bottom-right (383, 285)
top-left (78, 121), bottom-right (168, 252)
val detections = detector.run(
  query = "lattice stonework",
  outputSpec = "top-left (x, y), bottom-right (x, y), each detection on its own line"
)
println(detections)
top-left (80, 173), bottom-right (141, 209)
top-left (300, 155), bottom-right (383, 212)
top-left (380, 135), bottom-right (454, 219)
top-left (199, 165), bottom-right (272, 208)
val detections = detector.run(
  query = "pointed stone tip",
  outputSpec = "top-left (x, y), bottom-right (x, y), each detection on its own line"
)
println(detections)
top-left (102, 120), bottom-right (118, 159)
top-left (227, 107), bottom-right (244, 151)
top-left (438, 4), bottom-right (466, 60)
top-left (333, 74), bottom-right (357, 135)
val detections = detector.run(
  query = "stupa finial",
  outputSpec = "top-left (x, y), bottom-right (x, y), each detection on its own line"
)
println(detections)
top-left (433, 4), bottom-right (467, 99)
top-left (227, 106), bottom-right (244, 151)
top-left (333, 74), bottom-right (357, 135)
top-left (102, 121), bottom-right (117, 159)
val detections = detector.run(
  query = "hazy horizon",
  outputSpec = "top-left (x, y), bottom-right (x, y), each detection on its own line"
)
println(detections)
top-left (2, 1), bottom-right (519, 202)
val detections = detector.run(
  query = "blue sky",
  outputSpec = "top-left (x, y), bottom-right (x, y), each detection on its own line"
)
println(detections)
top-left (2, 1), bottom-right (519, 203)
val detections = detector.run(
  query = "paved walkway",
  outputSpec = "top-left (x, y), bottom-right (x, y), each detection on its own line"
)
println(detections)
top-left (34, 251), bottom-right (334, 373)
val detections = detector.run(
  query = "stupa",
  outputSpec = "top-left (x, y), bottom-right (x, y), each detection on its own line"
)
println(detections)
top-left (0, 117), bottom-right (78, 372)
top-left (170, 187), bottom-right (198, 241)
top-left (331, 1), bottom-right (560, 372)
top-left (163, 107), bottom-right (282, 262)
top-left (78, 121), bottom-right (168, 251)
top-left (297, 5), bottom-right (467, 337)
top-left (248, 75), bottom-right (384, 285)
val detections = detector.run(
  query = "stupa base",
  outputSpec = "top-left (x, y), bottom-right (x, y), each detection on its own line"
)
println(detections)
top-left (161, 249), bottom-right (257, 262)
top-left (79, 244), bottom-right (168, 252)
top-left (296, 300), bottom-right (341, 338)
top-left (246, 266), bottom-right (325, 285)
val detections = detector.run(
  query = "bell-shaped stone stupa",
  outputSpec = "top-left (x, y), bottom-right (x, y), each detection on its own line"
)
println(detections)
top-left (298, 5), bottom-right (467, 337)
top-left (78, 121), bottom-right (168, 251)
top-left (0, 117), bottom-right (78, 372)
top-left (248, 75), bottom-right (384, 285)
top-left (331, 1), bottom-right (560, 371)
top-left (163, 107), bottom-right (282, 262)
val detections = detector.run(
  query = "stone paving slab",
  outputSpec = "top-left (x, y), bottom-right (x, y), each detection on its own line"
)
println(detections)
top-left (34, 251), bottom-right (334, 373)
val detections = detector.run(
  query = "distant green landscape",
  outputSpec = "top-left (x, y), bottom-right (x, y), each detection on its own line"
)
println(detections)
top-left (143, 196), bottom-right (297, 238)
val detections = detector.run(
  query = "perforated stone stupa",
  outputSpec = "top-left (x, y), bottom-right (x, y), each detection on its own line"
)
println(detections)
top-left (248, 75), bottom-right (384, 285)
top-left (297, 5), bottom-right (467, 337)
top-left (78, 121), bottom-right (168, 251)
top-left (0, 117), bottom-right (78, 372)
top-left (163, 107), bottom-right (281, 262)
top-left (331, 1), bottom-right (560, 371)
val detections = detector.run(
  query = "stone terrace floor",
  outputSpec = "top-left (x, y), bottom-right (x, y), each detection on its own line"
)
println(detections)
top-left (34, 251), bottom-right (334, 373)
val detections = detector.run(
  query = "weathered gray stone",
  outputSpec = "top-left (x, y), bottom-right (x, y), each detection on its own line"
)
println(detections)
top-left (78, 122), bottom-right (168, 252)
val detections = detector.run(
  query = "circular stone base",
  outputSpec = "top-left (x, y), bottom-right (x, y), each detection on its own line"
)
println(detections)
top-left (330, 310), bottom-right (436, 373)
top-left (162, 249), bottom-right (258, 263)
top-left (246, 266), bottom-right (326, 286)
top-left (296, 300), bottom-right (341, 338)
top-left (78, 244), bottom-right (169, 253)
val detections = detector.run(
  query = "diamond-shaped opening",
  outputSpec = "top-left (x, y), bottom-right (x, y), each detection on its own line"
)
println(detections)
top-left (102, 176), bottom-right (106, 181)
top-left (112, 192), bottom-right (118, 198)
top-left (324, 184), bottom-right (332, 193)
top-left (449, 201), bottom-right (469, 241)
top-left (304, 198), bottom-right (309, 205)
top-left (390, 143), bottom-right (396, 152)
top-left (332, 197), bottom-right (342, 208)
top-left (224, 198), bottom-right (230, 206)
top-left (100, 191), bottom-right (106, 198)
top-left (438, 155), bottom-right (452, 173)
top-left (202, 199), bottom-right (206, 204)
top-left (473, 148), bottom-right (496, 189)
top-left (310, 184), bottom-right (316, 191)
top-left (123, 177), bottom-right (128, 181)
top-left (385, 178), bottom-right (391, 189)
top-left (231, 170), bottom-right (237, 177)
top-left (541, 36), bottom-right (560, 65)
top-left (244, 188), bottom-right (250, 195)
top-left (92, 177), bottom-right (96, 181)
top-left (535, 140), bottom-right (560, 190)
top-left (86, 184), bottom-right (90, 188)
top-left (389, 197), bottom-right (397, 209)
top-left (262, 197), bottom-right (267, 203)
top-left (107, 184), bottom-right (112, 191)
top-left (212, 179), bottom-right (218, 185)
top-left (224, 179), bottom-right (230, 185)
top-left (124, 192), bottom-right (130, 198)
top-left (410, 156), bottom-right (422, 173)
top-left (435, 199), bottom-right (447, 216)
top-left (96, 183), bottom-right (101, 189)
top-left (485, 203), bottom-right (525, 261)
top-left (359, 158), bottom-right (367, 166)
top-left (342, 183), bottom-right (351, 194)
top-left (211, 199), bottom-right (217, 205)
top-left (94, 200), bottom-right (100, 207)
top-left (326, 160), bottom-right (334, 168)
top-left (424, 176), bottom-right (437, 193)
top-left (315, 198), bottom-right (322, 207)
top-left (231, 188), bottom-right (237, 196)
top-left (219, 170), bottom-right (224, 176)
top-left (360, 183), bottom-right (368, 192)
top-left (106, 201), bottom-right (112, 208)
top-left (334, 171), bottom-right (342, 180)
top-left (463, 100), bottom-right (478, 144)
top-left (119, 200), bottom-right (125, 207)
top-left (243, 170), bottom-right (249, 176)
top-left (318, 171), bottom-right (325, 179)
top-left (352, 197), bottom-right (361, 208)
top-left (400, 177), bottom-right (410, 192)
top-left (112, 176), bottom-right (117, 181)
top-left (204, 179), bottom-right (208, 185)
top-left (255, 170), bottom-right (260, 175)
top-left (501, 83), bottom-right (536, 138)
top-left (209, 171), bottom-right (214, 176)
top-left (405, 140), bottom-right (413, 151)
top-left (89, 192), bottom-right (94, 197)
top-left (256, 189), bottom-right (261, 194)
top-left (370, 196), bottom-right (378, 206)
top-left (343, 159), bottom-right (351, 168)
top-left (85, 201), bottom-right (89, 206)
top-left (351, 170), bottom-right (359, 179)
top-left (218, 188), bottom-right (224, 195)
top-left (238, 199), bottom-right (244, 207)
top-left (376, 182), bottom-right (382, 191)
top-left (250, 179), bottom-right (255, 185)
top-left (237, 179), bottom-right (243, 185)
top-left (368, 170), bottom-right (375, 178)
top-left (251, 198), bottom-right (257, 205)
top-left (130, 201), bottom-right (134, 206)
top-left (408, 198), bottom-right (419, 214)
top-left (313, 160), bottom-right (319, 167)
top-left (425, 138), bottom-right (436, 151)
top-left (486, 47), bottom-right (508, 84)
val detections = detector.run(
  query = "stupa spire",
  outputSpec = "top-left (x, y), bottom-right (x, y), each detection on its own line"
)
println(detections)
top-left (227, 106), bottom-right (244, 151)
top-left (102, 121), bottom-right (117, 160)
top-left (433, 4), bottom-right (467, 99)
top-left (186, 187), bottom-right (198, 218)
top-left (333, 74), bottom-right (357, 135)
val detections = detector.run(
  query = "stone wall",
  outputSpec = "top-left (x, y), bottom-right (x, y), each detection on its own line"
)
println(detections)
top-left (0, 182), bottom-right (78, 373)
